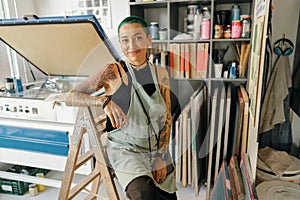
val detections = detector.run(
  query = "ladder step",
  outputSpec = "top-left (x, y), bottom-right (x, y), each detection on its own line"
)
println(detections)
top-left (84, 193), bottom-right (97, 200)
top-left (75, 151), bottom-right (95, 170)
top-left (68, 169), bottom-right (100, 199)
top-left (96, 115), bottom-right (106, 124)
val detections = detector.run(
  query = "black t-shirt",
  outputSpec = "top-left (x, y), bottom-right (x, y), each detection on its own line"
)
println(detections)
top-left (106, 61), bottom-right (156, 131)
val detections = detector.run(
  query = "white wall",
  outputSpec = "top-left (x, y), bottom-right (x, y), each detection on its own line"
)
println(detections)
top-left (272, 0), bottom-right (300, 155)
top-left (272, 0), bottom-right (299, 67)
top-left (8, 0), bottom-right (37, 17)
top-left (33, 0), bottom-right (129, 38)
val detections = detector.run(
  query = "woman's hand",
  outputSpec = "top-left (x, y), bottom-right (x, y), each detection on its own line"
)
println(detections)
top-left (152, 157), bottom-right (167, 183)
top-left (104, 100), bottom-right (129, 128)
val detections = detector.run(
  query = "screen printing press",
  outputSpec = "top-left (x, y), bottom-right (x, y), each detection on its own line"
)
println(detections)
top-left (0, 15), bottom-right (119, 188)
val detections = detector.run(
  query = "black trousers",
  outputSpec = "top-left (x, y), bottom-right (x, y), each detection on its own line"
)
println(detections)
top-left (125, 176), bottom-right (177, 200)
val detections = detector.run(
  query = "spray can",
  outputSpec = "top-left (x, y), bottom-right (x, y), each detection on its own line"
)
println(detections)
top-left (201, 18), bottom-right (210, 40)
top-left (193, 8), bottom-right (202, 40)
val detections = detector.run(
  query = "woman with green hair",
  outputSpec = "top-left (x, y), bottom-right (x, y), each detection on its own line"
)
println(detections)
top-left (66, 15), bottom-right (177, 200)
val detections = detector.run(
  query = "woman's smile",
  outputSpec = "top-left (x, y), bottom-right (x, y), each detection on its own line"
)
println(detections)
top-left (128, 50), bottom-right (140, 55)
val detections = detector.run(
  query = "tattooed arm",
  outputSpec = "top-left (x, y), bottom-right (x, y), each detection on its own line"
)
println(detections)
top-left (65, 63), bottom-right (118, 107)
top-left (156, 67), bottom-right (172, 154)
top-left (65, 62), bottom-right (129, 128)
top-left (152, 66), bottom-right (172, 183)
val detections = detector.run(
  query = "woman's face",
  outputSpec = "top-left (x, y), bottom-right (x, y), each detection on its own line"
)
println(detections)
top-left (119, 23), bottom-right (151, 65)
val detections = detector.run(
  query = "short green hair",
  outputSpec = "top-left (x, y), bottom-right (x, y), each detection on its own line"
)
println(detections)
top-left (118, 15), bottom-right (149, 35)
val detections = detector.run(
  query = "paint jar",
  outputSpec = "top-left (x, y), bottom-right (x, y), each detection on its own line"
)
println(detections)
top-left (36, 173), bottom-right (46, 192)
top-left (150, 22), bottom-right (159, 40)
top-left (4, 78), bottom-right (14, 93)
top-left (241, 15), bottom-right (251, 38)
top-left (201, 18), bottom-right (210, 40)
top-left (223, 25), bottom-right (231, 39)
top-left (214, 24), bottom-right (223, 39)
top-left (29, 184), bottom-right (38, 196)
top-left (159, 28), bottom-right (168, 40)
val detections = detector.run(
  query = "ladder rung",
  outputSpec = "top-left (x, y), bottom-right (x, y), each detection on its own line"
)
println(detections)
top-left (75, 151), bottom-right (95, 170)
top-left (68, 169), bottom-right (100, 199)
top-left (96, 116), bottom-right (106, 125)
top-left (98, 127), bottom-right (106, 133)
top-left (84, 193), bottom-right (97, 200)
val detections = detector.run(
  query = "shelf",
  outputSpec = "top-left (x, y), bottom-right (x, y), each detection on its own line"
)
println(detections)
top-left (129, 1), bottom-right (168, 8)
top-left (169, 39), bottom-right (210, 43)
top-left (212, 38), bottom-right (251, 42)
top-left (152, 39), bottom-right (169, 43)
top-left (171, 78), bottom-right (209, 81)
top-left (214, 0), bottom-right (252, 4)
top-left (171, 0), bottom-right (211, 6)
top-left (210, 78), bottom-right (248, 82)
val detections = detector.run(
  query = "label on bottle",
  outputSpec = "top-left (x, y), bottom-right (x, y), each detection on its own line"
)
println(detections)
top-left (201, 19), bottom-right (210, 40)
top-left (231, 20), bottom-right (242, 38)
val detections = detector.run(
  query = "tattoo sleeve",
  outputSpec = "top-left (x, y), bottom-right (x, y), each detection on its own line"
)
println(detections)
top-left (158, 72), bottom-right (172, 154)
top-left (65, 63), bottom-right (117, 107)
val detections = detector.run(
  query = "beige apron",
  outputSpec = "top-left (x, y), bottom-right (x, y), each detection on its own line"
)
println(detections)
top-left (106, 60), bottom-right (177, 193)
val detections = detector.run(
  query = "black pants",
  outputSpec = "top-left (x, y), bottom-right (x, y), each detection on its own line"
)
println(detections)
top-left (125, 176), bottom-right (177, 200)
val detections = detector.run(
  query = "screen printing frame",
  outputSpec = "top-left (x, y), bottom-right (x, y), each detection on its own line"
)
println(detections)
top-left (0, 14), bottom-right (120, 77)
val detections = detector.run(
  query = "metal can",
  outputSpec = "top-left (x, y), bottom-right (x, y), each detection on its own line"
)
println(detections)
top-left (4, 78), bottom-right (14, 92)
top-left (150, 22), bottom-right (159, 40)
top-left (214, 24), bottom-right (223, 39)
top-left (29, 183), bottom-right (38, 196)
top-left (241, 16), bottom-right (251, 38)
top-left (231, 20), bottom-right (242, 38)
top-left (201, 18), bottom-right (210, 40)
top-left (231, 5), bottom-right (240, 21)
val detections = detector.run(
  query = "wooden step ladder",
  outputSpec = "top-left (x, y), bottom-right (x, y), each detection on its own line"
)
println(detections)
top-left (58, 107), bottom-right (119, 200)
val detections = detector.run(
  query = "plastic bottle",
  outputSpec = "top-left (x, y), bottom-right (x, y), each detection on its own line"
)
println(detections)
top-left (193, 8), bottom-right (202, 40)
top-left (231, 5), bottom-right (240, 21)
top-left (229, 62), bottom-right (237, 79)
